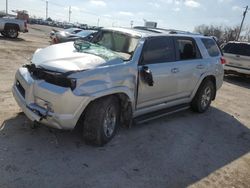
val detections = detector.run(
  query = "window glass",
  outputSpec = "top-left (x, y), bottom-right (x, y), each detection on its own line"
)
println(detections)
top-left (176, 38), bottom-right (199, 60)
top-left (142, 37), bottom-right (175, 64)
top-left (239, 44), bottom-right (250, 56)
top-left (201, 38), bottom-right (220, 57)
top-left (92, 31), bottom-right (140, 60)
top-left (222, 43), bottom-right (250, 56)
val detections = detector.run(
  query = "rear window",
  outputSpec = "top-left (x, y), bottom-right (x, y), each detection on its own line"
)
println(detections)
top-left (175, 38), bottom-right (201, 60)
top-left (222, 43), bottom-right (250, 56)
top-left (201, 38), bottom-right (220, 57)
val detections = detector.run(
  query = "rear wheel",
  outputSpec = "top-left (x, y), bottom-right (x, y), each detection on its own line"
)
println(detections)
top-left (1, 31), bottom-right (7, 37)
top-left (5, 27), bottom-right (19, 39)
top-left (83, 96), bottom-right (120, 146)
top-left (191, 80), bottom-right (215, 113)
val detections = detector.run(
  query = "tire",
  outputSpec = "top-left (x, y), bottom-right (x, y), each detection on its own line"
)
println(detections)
top-left (5, 27), bottom-right (19, 39)
top-left (1, 31), bottom-right (7, 37)
top-left (191, 80), bottom-right (215, 113)
top-left (83, 96), bottom-right (120, 146)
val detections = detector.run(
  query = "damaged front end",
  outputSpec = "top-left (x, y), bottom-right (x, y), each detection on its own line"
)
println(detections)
top-left (12, 64), bottom-right (91, 130)
top-left (24, 63), bottom-right (78, 90)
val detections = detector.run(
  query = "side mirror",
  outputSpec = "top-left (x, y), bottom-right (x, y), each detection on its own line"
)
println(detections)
top-left (141, 66), bottom-right (154, 86)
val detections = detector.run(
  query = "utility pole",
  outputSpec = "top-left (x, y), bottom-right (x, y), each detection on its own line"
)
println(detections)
top-left (236, 5), bottom-right (249, 41)
top-left (130, 20), bottom-right (134, 28)
top-left (69, 6), bottom-right (71, 23)
top-left (46, 1), bottom-right (48, 20)
top-left (6, 0), bottom-right (8, 15)
top-left (97, 18), bottom-right (100, 27)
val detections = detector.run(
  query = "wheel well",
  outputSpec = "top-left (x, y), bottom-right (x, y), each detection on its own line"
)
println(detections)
top-left (201, 75), bottom-right (216, 100)
top-left (4, 23), bottom-right (20, 31)
top-left (75, 93), bottom-right (133, 131)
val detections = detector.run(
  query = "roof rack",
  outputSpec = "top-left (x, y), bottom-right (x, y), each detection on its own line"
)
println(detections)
top-left (133, 26), bottom-right (201, 36)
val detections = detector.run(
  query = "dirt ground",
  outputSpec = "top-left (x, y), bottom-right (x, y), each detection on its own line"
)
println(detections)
top-left (0, 25), bottom-right (250, 188)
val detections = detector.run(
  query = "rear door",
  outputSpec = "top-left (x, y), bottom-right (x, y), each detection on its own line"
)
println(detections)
top-left (172, 37), bottom-right (205, 97)
top-left (136, 36), bottom-right (179, 109)
top-left (223, 43), bottom-right (250, 70)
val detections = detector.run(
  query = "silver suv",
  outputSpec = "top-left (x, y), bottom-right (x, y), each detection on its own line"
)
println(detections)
top-left (12, 27), bottom-right (224, 145)
top-left (222, 41), bottom-right (250, 76)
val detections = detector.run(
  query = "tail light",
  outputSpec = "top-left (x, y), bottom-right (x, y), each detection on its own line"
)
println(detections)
top-left (220, 57), bottom-right (226, 64)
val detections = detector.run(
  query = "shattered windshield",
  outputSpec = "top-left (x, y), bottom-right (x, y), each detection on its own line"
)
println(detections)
top-left (74, 40), bottom-right (122, 61)
top-left (90, 30), bottom-right (140, 61)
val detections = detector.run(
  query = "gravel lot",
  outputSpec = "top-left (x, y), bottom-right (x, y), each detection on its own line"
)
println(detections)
top-left (0, 25), bottom-right (250, 188)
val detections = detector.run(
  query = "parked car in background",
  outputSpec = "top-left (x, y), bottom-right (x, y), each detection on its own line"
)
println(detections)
top-left (0, 17), bottom-right (28, 38)
top-left (222, 41), bottom-right (250, 76)
top-left (52, 29), bottom-right (98, 44)
top-left (50, 28), bottom-right (82, 43)
top-left (12, 27), bottom-right (224, 146)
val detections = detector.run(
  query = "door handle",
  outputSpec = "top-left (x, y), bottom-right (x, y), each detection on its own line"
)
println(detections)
top-left (171, 68), bottom-right (179, 73)
top-left (196, 64), bottom-right (205, 69)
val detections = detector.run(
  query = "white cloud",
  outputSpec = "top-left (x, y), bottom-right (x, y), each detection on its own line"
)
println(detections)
top-left (173, 7), bottom-right (181, 12)
top-left (148, 2), bottom-right (160, 8)
top-left (119, 11), bottom-right (133, 16)
top-left (218, 0), bottom-right (232, 3)
top-left (232, 5), bottom-right (242, 11)
top-left (103, 14), bottom-right (111, 18)
top-left (71, 6), bottom-right (80, 11)
top-left (175, 0), bottom-right (181, 5)
top-left (184, 0), bottom-right (200, 8)
top-left (90, 0), bottom-right (106, 6)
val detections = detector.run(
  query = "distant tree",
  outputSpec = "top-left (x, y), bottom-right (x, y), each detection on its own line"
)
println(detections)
top-left (46, 17), bottom-right (53, 22)
top-left (194, 24), bottom-right (223, 40)
top-left (194, 24), bottom-right (250, 43)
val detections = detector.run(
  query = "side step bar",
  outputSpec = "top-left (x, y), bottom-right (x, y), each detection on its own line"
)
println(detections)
top-left (134, 104), bottom-right (190, 124)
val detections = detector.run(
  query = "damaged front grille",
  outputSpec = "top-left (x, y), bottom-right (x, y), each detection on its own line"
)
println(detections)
top-left (24, 64), bottom-right (77, 90)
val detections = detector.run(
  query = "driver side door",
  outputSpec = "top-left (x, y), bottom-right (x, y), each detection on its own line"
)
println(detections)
top-left (136, 36), bottom-right (179, 109)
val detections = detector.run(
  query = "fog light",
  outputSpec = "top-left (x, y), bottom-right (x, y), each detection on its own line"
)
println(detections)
top-left (35, 97), bottom-right (54, 112)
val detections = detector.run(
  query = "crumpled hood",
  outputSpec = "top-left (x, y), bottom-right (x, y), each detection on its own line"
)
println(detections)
top-left (31, 42), bottom-right (122, 73)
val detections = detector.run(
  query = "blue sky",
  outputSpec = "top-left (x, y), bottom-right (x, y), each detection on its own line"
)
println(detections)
top-left (0, 0), bottom-right (249, 31)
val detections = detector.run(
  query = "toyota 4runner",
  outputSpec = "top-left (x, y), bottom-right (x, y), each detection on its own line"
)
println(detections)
top-left (12, 27), bottom-right (224, 145)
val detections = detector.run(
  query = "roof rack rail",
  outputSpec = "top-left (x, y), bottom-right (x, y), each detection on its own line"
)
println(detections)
top-left (133, 26), bottom-right (201, 36)
top-left (133, 26), bottom-right (162, 33)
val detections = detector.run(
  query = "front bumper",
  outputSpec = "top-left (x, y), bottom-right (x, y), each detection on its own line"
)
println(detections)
top-left (12, 67), bottom-right (91, 130)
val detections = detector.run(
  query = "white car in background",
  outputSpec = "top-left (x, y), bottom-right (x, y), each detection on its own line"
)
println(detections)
top-left (222, 41), bottom-right (250, 76)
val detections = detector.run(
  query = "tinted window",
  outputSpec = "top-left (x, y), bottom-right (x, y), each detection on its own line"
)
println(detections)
top-left (176, 38), bottom-right (200, 60)
top-left (142, 37), bottom-right (175, 64)
top-left (222, 43), bottom-right (250, 56)
top-left (201, 38), bottom-right (220, 57)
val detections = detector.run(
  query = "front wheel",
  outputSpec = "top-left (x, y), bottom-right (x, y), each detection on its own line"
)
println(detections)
top-left (83, 96), bottom-right (120, 146)
top-left (191, 80), bottom-right (215, 113)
